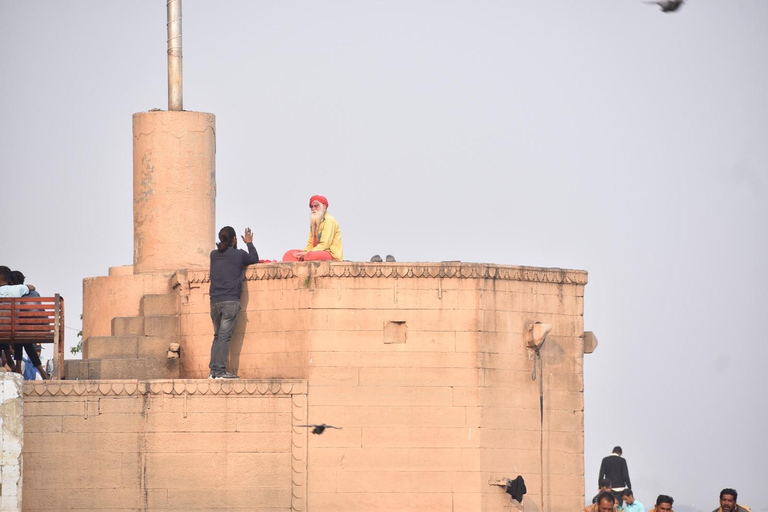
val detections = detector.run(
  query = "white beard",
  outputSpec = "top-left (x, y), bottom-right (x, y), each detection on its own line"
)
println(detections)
top-left (310, 208), bottom-right (325, 241)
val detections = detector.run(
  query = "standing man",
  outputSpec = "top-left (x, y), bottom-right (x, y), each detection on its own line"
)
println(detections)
top-left (282, 195), bottom-right (343, 262)
top-left (620, 489), bottom-right (644, 512)
top-left (714, 489), bottom-right (750, 512)
top-left (599, 446), bottom-right (632, 504)
top-left (208, 226), bottom-right (259, 380)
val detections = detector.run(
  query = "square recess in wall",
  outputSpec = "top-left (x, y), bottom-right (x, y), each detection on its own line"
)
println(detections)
top-left (384, 321), bottom-right (407, 344)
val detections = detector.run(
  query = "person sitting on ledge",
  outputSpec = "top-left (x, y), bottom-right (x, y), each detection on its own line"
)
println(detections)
top-left (282, 195), bottom-right (343, 262)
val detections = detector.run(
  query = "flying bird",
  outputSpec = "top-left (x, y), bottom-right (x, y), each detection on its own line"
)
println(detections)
top-left (296, 424), bottom-right (343, 435)
top-left (642, 0), bottom-right (685, 12)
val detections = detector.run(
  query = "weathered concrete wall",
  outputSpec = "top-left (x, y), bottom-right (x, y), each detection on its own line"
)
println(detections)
top-left (1, 373), bottom-right (23, 512)
top-left (22, 379), bottom-right (307, 511)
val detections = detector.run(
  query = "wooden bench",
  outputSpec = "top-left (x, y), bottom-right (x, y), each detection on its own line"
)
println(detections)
top-left (0, 294), bottom-right (64, 380)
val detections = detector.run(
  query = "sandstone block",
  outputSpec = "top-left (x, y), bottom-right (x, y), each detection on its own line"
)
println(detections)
top-left (111, 316), bottom-right (145, 336)
top-left (24, 399), bottom-right (94, 417)
top-left (452, 492), bottom-right (482, 512)
top-left (479, 447), bottom-right (583, 474)
top-left (62, 413), bottom-right (143, 434)
top-left (308, 351), bottom-right (478, 369)
top-left (308, 366), bottom-right (359, 386)
top-left (309, 492), bottom-right (453, 512)
top-left (362, 427), bottom-right (480, 448)
top-left (63, 359), bottom-right (89, 380)
top-left (83, 336), bottom-right (139, 359)
top-left (24, 432), bottom-right (141, 454)
top-left (144, 431), bottom-right (292, 453)
top-left (138, 335), bottom-right (177, 359)
top-left (23, 415), bottom-right (63, 434)
top-left (143, 452), bottom-right (227, 488)
top-left (23, 451), bottom-right (123, 489)
top-left (312, 447), bottom-right (463, 472)
top-left (310, 385), bottom-right (453, 407)
top-left (309, 330), bottom-right (457, 353)
top-left (308, 427), bottom-right (362, 448)
top-left (359, 367), bottom-right (481, 387)
top-left (140, 294), bottom-right (180, 316)
top-left (333, 471), bottom-right (480, 493)
top-left (307, 405), bottom-right (466, 428)
top-left (452, 386), bottom-right (481, 406)
top-left (80, 358), bottom-right (181, 380)
top-left (483, 368), bottom-right (583, 392)
top-left (308, 468), bottom-right (337, 491)
top-left (165, 487), bottom-right (292, 509)
top-left (143, 314), bottom-right (180, 337)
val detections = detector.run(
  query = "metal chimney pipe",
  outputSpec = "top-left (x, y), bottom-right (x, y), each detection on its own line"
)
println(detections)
top-left (167, 0), bottom-right (183, 111)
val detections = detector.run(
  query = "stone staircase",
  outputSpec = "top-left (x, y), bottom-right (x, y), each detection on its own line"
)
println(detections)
top-left (66, 294), bottom-right (182, 380)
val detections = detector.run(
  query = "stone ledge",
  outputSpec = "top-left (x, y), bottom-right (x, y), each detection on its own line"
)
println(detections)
top-left (24, 379), bottom-right (307, 397)
top-left (186, 262), bottom-right (588, 285)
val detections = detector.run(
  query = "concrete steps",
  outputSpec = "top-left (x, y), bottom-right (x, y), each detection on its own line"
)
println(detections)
top-left (69, 292), bottom-right (182, 380)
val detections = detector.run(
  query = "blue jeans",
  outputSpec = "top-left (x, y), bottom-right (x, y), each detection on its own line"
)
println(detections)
top-left (208, 301), bottom-right (240, 376)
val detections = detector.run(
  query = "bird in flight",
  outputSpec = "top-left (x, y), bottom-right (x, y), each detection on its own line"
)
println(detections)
top-left (642, 0), bottom-right (685, 12)
top-left (296, 424), bottom-right (343, 435)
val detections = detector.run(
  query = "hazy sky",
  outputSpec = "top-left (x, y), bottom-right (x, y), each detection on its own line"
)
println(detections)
top-left (1, 1), bottom-right (766, 510)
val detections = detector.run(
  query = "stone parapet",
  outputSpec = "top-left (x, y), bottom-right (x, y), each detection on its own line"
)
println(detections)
top-left (185, 261), bottom-right (589, 285)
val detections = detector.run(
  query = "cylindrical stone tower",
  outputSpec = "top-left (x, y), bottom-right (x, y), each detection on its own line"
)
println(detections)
top-left (132, 110), bottom-right (216, 273)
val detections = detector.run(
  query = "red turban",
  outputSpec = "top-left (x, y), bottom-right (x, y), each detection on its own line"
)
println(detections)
top-left (309, 195), bottom-right (328, 208)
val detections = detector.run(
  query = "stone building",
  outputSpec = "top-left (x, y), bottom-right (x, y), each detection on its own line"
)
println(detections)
top-left (6, 110), bottom-right (596, 511)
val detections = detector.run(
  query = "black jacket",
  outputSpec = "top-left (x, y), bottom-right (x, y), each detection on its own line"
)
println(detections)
top-left (598, 454), bottom-right (631, 489)
top-left (209, 243), bottom-right (259, 304)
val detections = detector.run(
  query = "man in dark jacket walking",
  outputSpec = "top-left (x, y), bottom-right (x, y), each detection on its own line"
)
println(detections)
top-left (598, 446), bottom-right (631, 504)
top-left (208, 226), bottom-right (259, 379)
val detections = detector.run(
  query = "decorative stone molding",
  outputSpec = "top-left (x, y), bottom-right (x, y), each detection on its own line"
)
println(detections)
top-left (186, 262), bottom-right (588, 285)
top-left (24, 379), bottom-right (307, 397)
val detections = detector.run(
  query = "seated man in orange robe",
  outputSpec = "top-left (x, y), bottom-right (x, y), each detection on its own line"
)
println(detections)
top-left (282, 195), bottom-right (343, 262)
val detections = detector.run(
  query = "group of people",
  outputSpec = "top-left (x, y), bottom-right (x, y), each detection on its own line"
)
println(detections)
top-left (0, 266), bottom-right (52, 380)
top-left (207, 195), bottom-right (343, 379)
top-left (585, 446), bottom-right (749, 512)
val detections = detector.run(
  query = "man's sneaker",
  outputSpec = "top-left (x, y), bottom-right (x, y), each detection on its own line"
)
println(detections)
top-left (370, 254), bottom-right (383, 262)
top-left (208, 372), bottom-right (216, 379)
top-left (214, 372), bottom-right (240, 379)
top-left (385, 254), bottom-right (396, 262)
